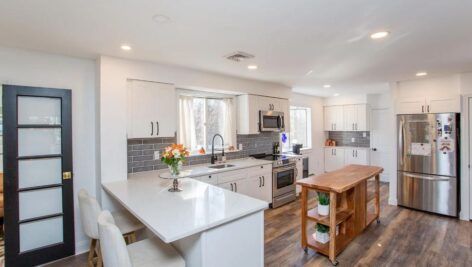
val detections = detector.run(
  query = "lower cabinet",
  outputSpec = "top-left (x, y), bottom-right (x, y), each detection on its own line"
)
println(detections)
top-left (196, 164), bottom-right (273, 203)
top-left (324, 147), bottom-right (345, 172)
top-left (324, 147), bottom-right (369, 172)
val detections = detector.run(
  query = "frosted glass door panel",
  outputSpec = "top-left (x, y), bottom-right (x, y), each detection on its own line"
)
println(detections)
top-left (18, 96), bottom-right (61, 125)
top-left (18, 158), bottom-right (62, 189)
top-left (18, 128), bottom-right (61, 156)
top-left (19, 216), bottom-right (63, 253)
top-left (19, 187), bottom-right (63, 221)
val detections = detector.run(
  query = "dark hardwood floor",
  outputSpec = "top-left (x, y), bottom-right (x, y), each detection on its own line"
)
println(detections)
top-left (46, 183), bottom-right (471, 267)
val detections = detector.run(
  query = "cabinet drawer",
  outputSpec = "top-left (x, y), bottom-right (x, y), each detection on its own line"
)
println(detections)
top-left (194, 174), bottom-right (218, 185)
top-left (247, 164), bottom-right (272, 176)
top-left (218, 169), bottom-right (248, 184)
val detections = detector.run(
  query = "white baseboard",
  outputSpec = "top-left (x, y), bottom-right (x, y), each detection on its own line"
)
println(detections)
top-left (388, 197), bottom-right (397, 206)
top-left (75, 239), bottom-right (90, 255)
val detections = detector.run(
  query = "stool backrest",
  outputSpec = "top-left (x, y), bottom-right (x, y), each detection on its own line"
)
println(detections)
top-left (78, 189), bottom-right (102, 239)
top-left (98, 210), bottom-right (132, 267)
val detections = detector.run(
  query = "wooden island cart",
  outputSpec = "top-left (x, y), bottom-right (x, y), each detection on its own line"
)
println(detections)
top-left (296, 165), bottom-right (383, 265)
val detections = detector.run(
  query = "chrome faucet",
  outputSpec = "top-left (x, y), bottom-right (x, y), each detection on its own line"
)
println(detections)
top-left (211, 134), bottom-right (225, 164)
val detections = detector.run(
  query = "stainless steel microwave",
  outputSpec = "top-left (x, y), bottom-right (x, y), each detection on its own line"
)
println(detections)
top-left (259, 110), bottom-right (285, 132)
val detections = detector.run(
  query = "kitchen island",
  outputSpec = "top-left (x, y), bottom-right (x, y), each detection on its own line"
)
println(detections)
top-left (103, 166), bottom-right (268, 267)
top-left (297, 164), bottom-right (383, 265)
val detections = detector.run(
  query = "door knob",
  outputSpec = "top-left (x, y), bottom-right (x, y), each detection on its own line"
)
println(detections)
top-left (372, 148), bottom-right (377, 151)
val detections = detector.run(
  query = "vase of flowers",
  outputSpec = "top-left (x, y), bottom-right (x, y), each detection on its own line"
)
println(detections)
top-left (161, 144), bottom-right (189, 192)
top-left (161, 144), bottom-right (189, 176)
top-left (317, 192), bottom-right (330, 216)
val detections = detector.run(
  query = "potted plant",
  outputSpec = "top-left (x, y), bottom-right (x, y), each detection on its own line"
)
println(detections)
top-left (317, 192), bottom-right (330, 216)
top-left (313, 223), bottom-right (330, 244)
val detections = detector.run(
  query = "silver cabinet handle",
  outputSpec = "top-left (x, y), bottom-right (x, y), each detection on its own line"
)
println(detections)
top-left (427, 105), bottom-right (430, 113)
top-left (334, 123), bottom-right (336, 131)
top-left (259, 177), bottom-right (262, 187)
top-left (150, 122), bottom-right (154, 136)
top-left (334, 149), bottom-right (336, 155)
top-left (355, 150), bottom-right (358, 157)
top-left (422, 105), bottom-right (424, 113)
top-left (156, 121), bottom-right (159, 136)
top-left (230, 183), bottom-right (233, 191)
top-left (355, 123), bottom-right (358, 130)
top-left (262, 176), bottom-right (265, 186)
top-left (235, 183), bottom-right (237, 192)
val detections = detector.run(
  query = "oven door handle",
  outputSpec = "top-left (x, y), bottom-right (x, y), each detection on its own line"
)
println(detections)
top-left (273, 165), bottom-right (296, 173)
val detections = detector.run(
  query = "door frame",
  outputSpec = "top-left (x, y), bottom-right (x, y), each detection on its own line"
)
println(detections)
top-left (460, 94), bottom-right (471, 220)
top-left (369, 107), bottom-right (394, 183)
top-left (3, 84), bottom-right (75, 266)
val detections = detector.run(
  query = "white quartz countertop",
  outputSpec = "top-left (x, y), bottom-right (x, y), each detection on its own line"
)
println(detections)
top-left (158, 158), bottom-right (272, 179)
top-left (324, 146), bottom-right (371, 149)
top-left (102, 169), bottom-right (268, 243)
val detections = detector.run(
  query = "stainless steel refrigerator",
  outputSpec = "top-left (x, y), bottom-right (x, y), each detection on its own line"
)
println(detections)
top-left (397, 113), bottom-right (459, 217)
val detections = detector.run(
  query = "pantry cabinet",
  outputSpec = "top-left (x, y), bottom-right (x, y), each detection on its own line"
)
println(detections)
top-left (237, 94), bottom-right (290, 134)
top-left (324, 147), bottom-right (345, 172)
top-left (396, 95), bottom-right (461, 114)
top-left (324, 106), bottom-right (344, 131)
top-left (127, 80), bottom-right (176, 138)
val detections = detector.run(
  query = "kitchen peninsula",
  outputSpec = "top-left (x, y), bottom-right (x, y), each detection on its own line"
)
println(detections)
top-left (102, 159), bottom-right (270, 267)
top-left (297, 165), bottom-right (383, 265)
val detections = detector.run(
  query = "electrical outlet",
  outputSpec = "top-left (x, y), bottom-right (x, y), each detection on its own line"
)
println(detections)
top-left (363, 132), bottom-right (367, 138)
top-left (154, 151), bottom-right (160, 160)
top-left (351, 137), bottom-right (356, 143)
top-left (238, 143), bottom-right (243, 150)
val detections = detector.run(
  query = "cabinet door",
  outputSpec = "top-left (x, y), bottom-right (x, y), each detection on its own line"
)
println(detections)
top-left (354, 149), bottom-right (369, 165)
top-left (237, 95), bottom-right (259, 134)
top-left (218, 181), bottom-right (235, 192)
top-left (356, 105), bottom-right (369, 131)
top-left (333, 106), bottom-right (344, 131)
top-left (334, 148), bottom-right (345, 169)
top-left (343, 105), bottom-right (358, 131)
top-left (296, 158), bottom-right (303, 194)
top-left (324, 106), bottom-right (343, 131)
top-left (427, 95), bottom-right (461, 113)
top-left (257, 96), bottom-right (273, 111)
top-left (194, 174), bottom-right (218, 185)
top-left (344, 148), bottom-right (356, 165)
top-left (241, 175), bottom-right (271, 203)
top-left (260, 173), bottom-right (272, 203)
top-left (345, 149), bottom-right (369, 165)
top-left (396, 97), bottom-right (426, 114)
top-left (279, 99), bottom-right (290, 130)
top-left (127, 81), bottom-right (176, 138)
top-left (324, 148), bottom-right (337, 172)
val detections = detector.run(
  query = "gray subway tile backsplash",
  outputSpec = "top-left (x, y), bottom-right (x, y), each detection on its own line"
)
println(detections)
top-left (127, 132), bottom-right (280, 173)
top-left (328, 131), bottom-right (370, 147)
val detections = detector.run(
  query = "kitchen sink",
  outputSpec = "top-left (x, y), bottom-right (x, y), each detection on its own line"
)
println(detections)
top-left (208, 164), bottom-right (235, 169)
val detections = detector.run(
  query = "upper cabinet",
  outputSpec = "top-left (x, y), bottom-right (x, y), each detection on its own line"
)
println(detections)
top-left (343, 104), bottom-right (369, 131)
top-left (324, 106), bottom-right (344, 131)
top-left (324, 104), bottom-right (369, 131)
top-left (127, 80), bottom-right (177, 138)
top-left (396, 95), bottom-right (461, 114)
top-left (237, 94), bottom-right (289, 134)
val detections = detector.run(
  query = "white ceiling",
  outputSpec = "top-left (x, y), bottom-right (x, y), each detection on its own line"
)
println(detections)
top-left (1, 0), bottom-right (472, 97)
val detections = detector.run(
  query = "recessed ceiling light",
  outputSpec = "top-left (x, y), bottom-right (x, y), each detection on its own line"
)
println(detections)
top-left (416, 72), bottom-right (428, 77)
top-left (247, 65), bottom-right (258, 70)
top-left (306, 70), bottom-right (313, 76)
top-left (323, 84), bottom-right (331, 88)
top-left (152, 14), bottom-right (171, 24)
top-left (120, 45), bottom-right (132, 51)
top-left (370, 31), bottom-right (389, 39)
top-left (333, 93), bottom-right (340, 97)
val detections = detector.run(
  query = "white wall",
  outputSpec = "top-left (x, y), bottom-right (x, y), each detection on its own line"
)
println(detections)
top-left (98, 56), bottom-right (292, 208)
top-left (289, 93), bottom-right (325, 175)
top-left (0, 46), bottom-right (97, 253)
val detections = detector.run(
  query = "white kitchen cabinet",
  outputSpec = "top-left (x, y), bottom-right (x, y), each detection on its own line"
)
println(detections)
top-left (127, 80), bottom-right (176, 138)
top-left (324, 106), bottom-right (344, 131)
top-left (240, 174), bottom-right (272, 203)
top-left (237, 95), bottom-right (290, 134)
top-left (218, 181), bottom-right (238, 192)
top-left (396, 95), bottom-right (461, 114)
top-left (344, 148), bottom-right (370, 165)
top-left (194, 174), bottom-right (218, 185)
top-left (343, 104), bottom-right (369, 131)
top-left (295, 157), bottom-right (303, 194)
top-left (324, 147), bottom-right (345, 172)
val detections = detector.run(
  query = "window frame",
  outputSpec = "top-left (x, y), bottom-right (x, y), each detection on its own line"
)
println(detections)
top-left (287, 105), bottom-right (312, 150)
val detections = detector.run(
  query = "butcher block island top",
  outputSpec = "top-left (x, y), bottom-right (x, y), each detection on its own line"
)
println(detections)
top-left (297, 165), bottom-right (384, 193)
top-left (297, 165), bottom-right (383, 266)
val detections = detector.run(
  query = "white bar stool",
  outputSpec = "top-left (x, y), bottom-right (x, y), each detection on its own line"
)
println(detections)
top-left (98, 210), bottom-right (185, 267)
top-left (78, 189), bottom-right (145, 267)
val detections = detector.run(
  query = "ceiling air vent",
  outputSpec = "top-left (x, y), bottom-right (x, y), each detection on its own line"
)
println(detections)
top-left (225, 51), bottom-right (255, 62)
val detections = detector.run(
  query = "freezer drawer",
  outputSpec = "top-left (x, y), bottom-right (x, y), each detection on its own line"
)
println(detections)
top-left (397, 171), bottom-right (458, 216)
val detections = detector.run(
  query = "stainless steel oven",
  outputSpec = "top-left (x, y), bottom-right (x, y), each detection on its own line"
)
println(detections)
top-left (272, 162), bottom-right (297, 208)
top-left (259, 110), bottom-right (285, 132)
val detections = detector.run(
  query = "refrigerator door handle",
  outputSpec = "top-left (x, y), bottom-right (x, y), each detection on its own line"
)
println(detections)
top-left (399, 119), bottom-right (405, 166)
top-left (403, 172), bottom-right (452, 182)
